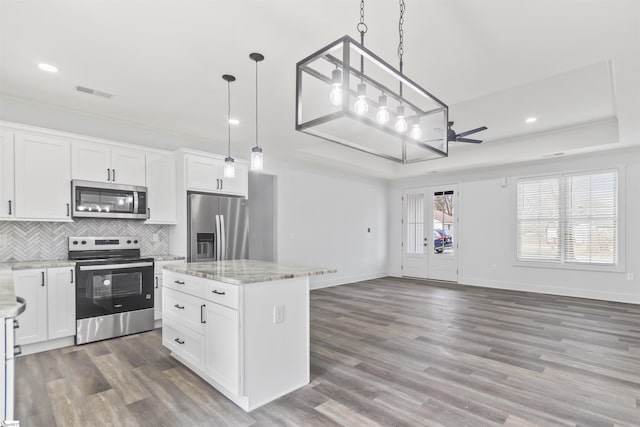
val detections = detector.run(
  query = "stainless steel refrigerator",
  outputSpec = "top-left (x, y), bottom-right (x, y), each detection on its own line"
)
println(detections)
top-left (187, 192), bottom-right (249, 262)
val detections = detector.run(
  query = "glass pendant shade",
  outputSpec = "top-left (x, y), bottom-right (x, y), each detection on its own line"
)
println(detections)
top-left (224, 157), bottom-right (236, 178)
top-left (394, 105), bottom-right (408, 133)
top-left (250, 146), bottom-right (264, 171)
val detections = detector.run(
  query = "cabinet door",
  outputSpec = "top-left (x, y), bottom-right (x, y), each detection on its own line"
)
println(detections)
top-left (14, 269), bottom-right (48, 345)
top-left (219, 162), bottom-right (248, 197)
top-left (186, 156), bottom-right (222, 192)
top-left (204, 303), bottom-right (240, 395)
top-left (111, 148), bottom-right (146, 186)
top-left (47, 267), bottom-right (76, 340)
top-left (71, 141), bottom-right (111, 182)
top-left (14, 133), bottom-right (71, 220)
top-left (146, 152), bottom-right (176, 224)
top-left (154, 274), bottom-right (162, 321)
top-left (0, 131), bottom-right (15, 219)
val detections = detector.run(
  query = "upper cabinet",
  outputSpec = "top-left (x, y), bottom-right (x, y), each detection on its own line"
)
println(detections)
top-left (146, 152), bottom-right (177, 224)
top-left (0, 131), bottom-right (14, 219)
top-left (14, 132), bottom-right (72, 221)
top-left (71, 141), bottom-right (146, 186)
top-left (186, 155), bottom-right (248, 197)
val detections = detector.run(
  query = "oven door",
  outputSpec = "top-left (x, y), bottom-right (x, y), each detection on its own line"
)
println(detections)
top-left (75, 260), bottom-right (154, 319)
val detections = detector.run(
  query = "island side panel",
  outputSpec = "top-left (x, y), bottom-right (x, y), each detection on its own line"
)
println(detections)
top-left (242, 276), bottom-right (310, 410)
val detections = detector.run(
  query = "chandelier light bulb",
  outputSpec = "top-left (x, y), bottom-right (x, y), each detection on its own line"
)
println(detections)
top-left (394, 105), bottom-right (408, 133)
top-left (329, 69), bottom-right (343, 106)
top-left (376, 94), bottom-right (390, 124)
top-left (224, 157), bottom-right (236, 178)
top-left (410, 123), bottom-right (423, 140)
top-left (354, 83), bottom-right (369, 115)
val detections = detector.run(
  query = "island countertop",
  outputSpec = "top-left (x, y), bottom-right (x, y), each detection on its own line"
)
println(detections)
top-left (163, 259), bottom-right (336, 285)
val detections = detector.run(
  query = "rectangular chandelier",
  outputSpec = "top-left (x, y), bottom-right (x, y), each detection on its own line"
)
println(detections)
top-left (296, 35), bottom-right (449, 164)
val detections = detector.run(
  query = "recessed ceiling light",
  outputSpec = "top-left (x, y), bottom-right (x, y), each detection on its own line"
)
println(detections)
top-left (38, 63), bottom-right (58, 73)
top-left (525, 117), bottom-right (537, 124)
top-left (229, 118), bottom-right (239, 125)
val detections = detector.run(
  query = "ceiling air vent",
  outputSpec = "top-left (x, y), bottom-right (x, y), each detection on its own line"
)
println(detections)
top-left (75, 85), bottom-right (113, 99)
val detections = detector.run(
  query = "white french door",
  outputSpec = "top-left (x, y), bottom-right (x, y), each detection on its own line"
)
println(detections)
top-left (402, 185), bottom-right (458, 282)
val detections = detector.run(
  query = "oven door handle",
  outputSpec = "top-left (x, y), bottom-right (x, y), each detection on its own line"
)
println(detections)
top-left (79, 262), bottom-right (154, 271)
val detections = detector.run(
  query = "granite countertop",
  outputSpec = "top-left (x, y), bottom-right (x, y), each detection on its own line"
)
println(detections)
top-left (150, 255), bottom-right (186, 262)
top-left (0, 260), bottom-right (77, 271)
top-left (0, 269), bottom-right (21, 317)
top-left (164, 259), bottom-right (336, 285)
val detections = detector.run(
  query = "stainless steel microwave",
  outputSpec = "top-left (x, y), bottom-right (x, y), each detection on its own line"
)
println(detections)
top-left (71, 180), bottom-right (148, 220)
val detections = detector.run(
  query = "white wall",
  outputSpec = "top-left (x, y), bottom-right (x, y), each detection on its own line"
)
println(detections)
top-left (266, 159), bottom-right (389, 289)
top-left (389, 146), bottom-right (640, 304)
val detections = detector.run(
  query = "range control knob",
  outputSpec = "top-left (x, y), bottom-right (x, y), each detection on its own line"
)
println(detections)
top-left (134, 240), bottom-right (138, 244)
top-left (81, 240), bottom-right (87, 245)
top-left (72, 240), bottom-right (78, 245)
top-left (127, 240), bottom-right (132, 244)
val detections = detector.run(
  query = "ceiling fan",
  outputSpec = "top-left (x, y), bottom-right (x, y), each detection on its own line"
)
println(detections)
top-left (430, 121), bottom-right (488, 144)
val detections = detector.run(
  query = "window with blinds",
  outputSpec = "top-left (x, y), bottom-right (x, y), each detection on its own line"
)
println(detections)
top-left (406, 193), bottom-right (424, 254)
top-left (516, 170), bottom-right (618, 265)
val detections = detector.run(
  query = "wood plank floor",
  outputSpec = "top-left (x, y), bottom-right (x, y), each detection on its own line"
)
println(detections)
top-left (16, 277), bottom-right (640, 426)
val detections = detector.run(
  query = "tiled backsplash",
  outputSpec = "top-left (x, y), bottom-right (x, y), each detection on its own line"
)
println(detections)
top-left (0, 219), bottom-right (170, 262)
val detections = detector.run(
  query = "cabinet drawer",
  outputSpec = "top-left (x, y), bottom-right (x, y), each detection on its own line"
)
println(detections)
top-left (162, 321), bottom-right (204, 369)
top-left (203, 279), bottom-right (239, 310)
top-left (163, 271), bottom-right (203, 298)
top-left (163, 287), bottom-right (205, 334)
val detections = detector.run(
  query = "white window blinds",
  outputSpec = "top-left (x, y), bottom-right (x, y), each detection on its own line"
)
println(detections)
top-left (516, 170), bottom-right (618, 265)
top-left (406, 193), bottom-right (424, 254)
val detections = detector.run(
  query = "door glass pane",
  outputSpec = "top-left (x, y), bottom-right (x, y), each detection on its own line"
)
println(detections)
top-left (88, 271), bottom-right (142, 300)
top-left (76, 187), bottom-right (135, 214)
top-left (433, 191), bottom-right (454, 255)
top-left (406, 193), bottom-right (424, 254)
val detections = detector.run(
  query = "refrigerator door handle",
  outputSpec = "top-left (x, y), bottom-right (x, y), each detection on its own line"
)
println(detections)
top-left (220, 215), bottom-right (226, 260)
top-left (215, 214), bottom-right (221, 261)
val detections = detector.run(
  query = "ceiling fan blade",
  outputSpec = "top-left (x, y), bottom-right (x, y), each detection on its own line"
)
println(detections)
top-left (456, 126), bottom-right (488, 138)
top-left (434, 128), bottom-right (444, 135)
top-left (423, 138), bottom-right (446, 143)
top-left (456, 137), bottom-right (483, 144)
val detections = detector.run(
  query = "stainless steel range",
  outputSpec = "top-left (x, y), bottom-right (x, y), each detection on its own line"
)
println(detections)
top-left (69, 236), bottom-right (155, 345)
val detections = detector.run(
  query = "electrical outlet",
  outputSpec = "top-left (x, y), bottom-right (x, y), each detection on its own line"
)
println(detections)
top-left (273, 305), bottom-right (285, 324)
top-left (0, 234), bottom-right (6, 247)
top-left (152, 233), bottom-right (159, 242)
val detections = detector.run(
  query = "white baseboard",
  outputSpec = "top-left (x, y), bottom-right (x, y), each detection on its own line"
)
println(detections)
top-left (459, 276), bottom-right (640, 304)
top-left (309, 271), bottom-right (387, 290)
top-left (17, 336), bottom-right (74, 356)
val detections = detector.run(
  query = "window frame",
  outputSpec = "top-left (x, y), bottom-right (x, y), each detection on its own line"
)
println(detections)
top-left (513, 167), bottom-right (625, 273)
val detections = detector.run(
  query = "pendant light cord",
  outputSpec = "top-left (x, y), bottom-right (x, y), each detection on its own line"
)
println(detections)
top-left (398, 0), bottom-right (405, 96)
top-left (227, 80), bottom-right (231, 157)
top-left (255, 59), bottom-right (259, 149)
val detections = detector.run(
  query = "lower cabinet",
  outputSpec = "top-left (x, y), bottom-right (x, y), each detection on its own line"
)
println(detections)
top-left (154, 274), bottom-right (162, 321)
top-left (14, 267), bottom-right (76, 346)
top-left (203, 302), bottom-right (239, 395)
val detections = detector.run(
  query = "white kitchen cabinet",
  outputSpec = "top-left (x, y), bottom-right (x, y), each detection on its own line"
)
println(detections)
top-left (14, 269), bottom-right (48, 346)
top-left (46, 267), bottom-right (76, 340)
top-left (71, 141), bottom-right (146, 186)
top-left (0, 131), bottom-right (14, 219)
top-left (146, 152), bottom-right (177, 224)
top-left (186, 155), bottom-right (248, 197)
top-left (203, 302), bottom-right (240, 395)
top-left (154, 274), bottom-right (163, 321)
top-left (14, 133), bottom-right (72, 221)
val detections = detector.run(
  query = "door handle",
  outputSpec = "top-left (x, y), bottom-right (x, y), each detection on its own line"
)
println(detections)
top-left (174, 304), bottom-right (185, 310)
top-left (66, 203), bottom-right (70, 217)
top-left (41, 271), bottom-right (45, 286)
top-left (112, 169), bottom-right (116, 182)
top-left (70, 269), bottom-right (74, 283)
top-left (155, 276), bottom-right (159, 289)
top-left (174, 280), bottom-right (185, 285)
top-left (147, 208), bottom-right (151, 219)
top-left (220, 179), bottom-right (223, 190)
top-left (174, 338), bottom-right (185, 345)
top-left (13, 345), bottom-right (22, 356)
top-left (201, 304), bottom-right (206, 323)
top-left (107, 168), bottom-right (111, 181)
top-left (211, 289), bottom-right (226, 295)
top-left (8, 200), bottom-right (11, 215)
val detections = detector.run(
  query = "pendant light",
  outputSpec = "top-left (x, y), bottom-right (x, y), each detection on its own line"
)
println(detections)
top-left (222, 74), bottom-right (236, 178)
top-left (249, 52), bottom-right (265, 171)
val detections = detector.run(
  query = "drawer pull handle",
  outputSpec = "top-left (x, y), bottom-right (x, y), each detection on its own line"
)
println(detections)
top-left (174, 304), bottom-right (185, 310)
top-left (175, 280), bottom-right (185, 285)
top-left (201, 304), bottom-right (206, 323)
top-left (174, 338), bottom-right (185, 345)
top-left (211, 289), bottom-right (226, 295)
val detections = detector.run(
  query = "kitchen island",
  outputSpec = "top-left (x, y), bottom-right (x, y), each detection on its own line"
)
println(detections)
top-left (162, 259), bottom-right (335, 412)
